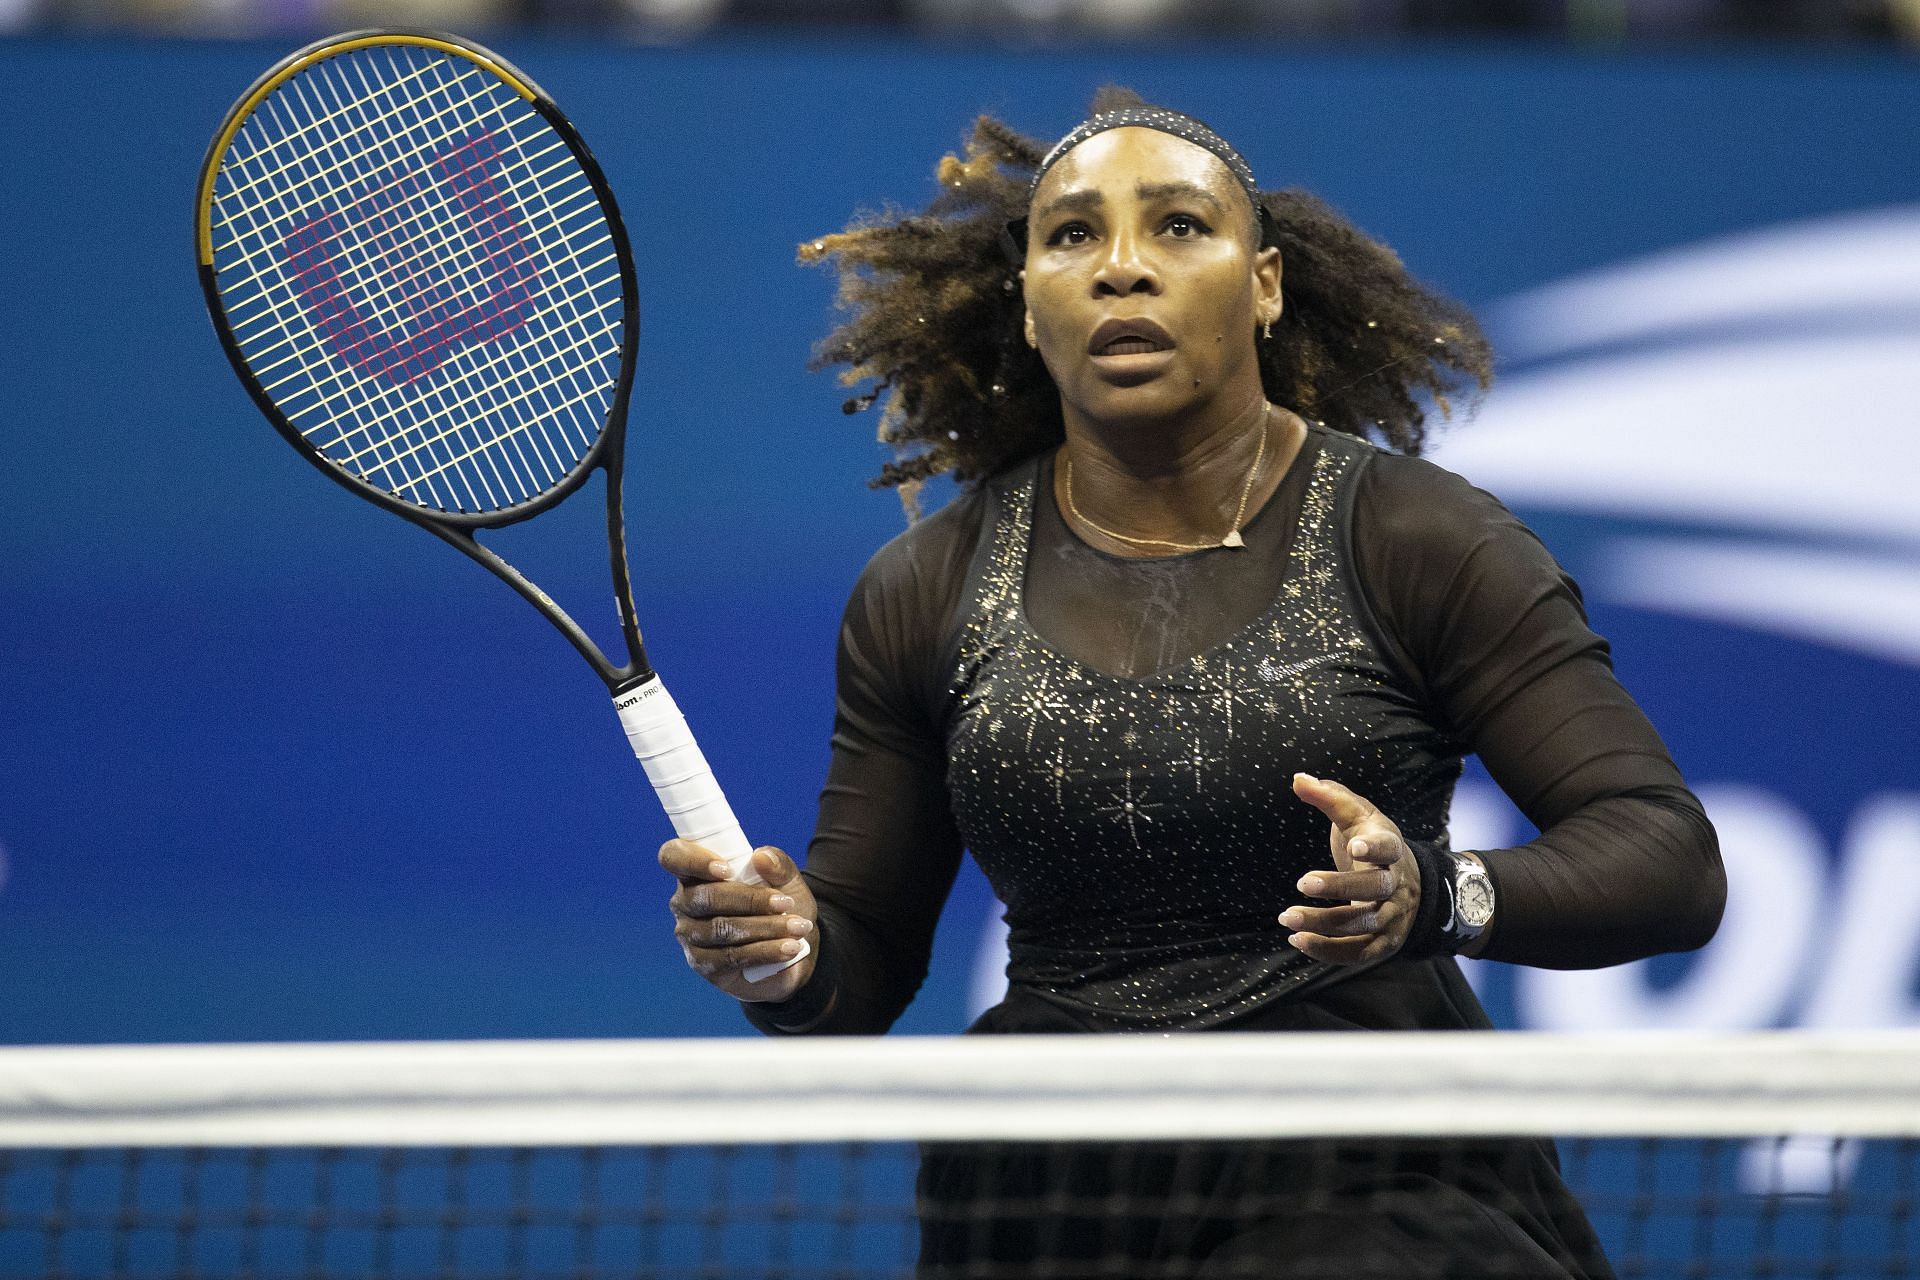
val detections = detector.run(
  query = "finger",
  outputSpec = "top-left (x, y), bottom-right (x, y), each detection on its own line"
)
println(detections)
top-left (1291, 773), bottom-right (1377, 831)
top-left (683, 936), bottom-right (810, 979)
top-left (1344, 835), bottom-right (1404, 867)
top-left (1279, 900), bottom-right (1403, 939)
top-left (671, 880), bottom-right (797, 920)
top-left (1297, 867), bottom-right (1396, 903)
top-left (658, 839), bottom-right (736, 885)
top-left (676, 912), bottom-right (814, 950)
top-left (750, 846), bottom-right (807, 893)
top-left (1288, 929), bottom-right (1399, 966)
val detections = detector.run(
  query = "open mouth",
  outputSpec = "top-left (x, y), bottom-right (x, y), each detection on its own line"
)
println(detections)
top-left (1089, 318), bottom-right (1176, 359)
top-left (1097, 336), bottom-right (1172, 356)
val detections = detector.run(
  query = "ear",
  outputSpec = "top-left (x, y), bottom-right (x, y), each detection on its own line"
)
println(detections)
top-left (1253, 245), bottom-right (1283, 329)
top-left (1023, 294), bottom-right (1037, 350)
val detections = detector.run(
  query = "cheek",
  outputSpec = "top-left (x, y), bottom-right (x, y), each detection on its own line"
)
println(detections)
top-left (1024, 292), bottom-right (1079, 371)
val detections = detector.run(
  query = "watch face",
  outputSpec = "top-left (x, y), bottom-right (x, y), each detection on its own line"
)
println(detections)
top-left (1457, 873), bottom-right (1495, 928)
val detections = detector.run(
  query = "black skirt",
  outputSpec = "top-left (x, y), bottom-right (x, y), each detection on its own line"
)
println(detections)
top-left (918, 971), bottom-right (1617, 1280)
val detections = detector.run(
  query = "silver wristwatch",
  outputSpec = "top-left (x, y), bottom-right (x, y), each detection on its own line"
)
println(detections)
top-left (1440, 849), bottom-right (1495, 950)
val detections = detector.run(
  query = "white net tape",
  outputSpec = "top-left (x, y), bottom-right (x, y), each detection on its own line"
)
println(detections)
top-left (3, 1032), bottom-right (1917, 1149)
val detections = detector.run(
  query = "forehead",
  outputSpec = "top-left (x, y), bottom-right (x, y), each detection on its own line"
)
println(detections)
top-left (1031, 126), bottom-right (1241, 209)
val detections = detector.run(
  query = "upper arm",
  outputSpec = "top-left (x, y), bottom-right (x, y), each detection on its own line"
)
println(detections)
top-left (1353, 455), bottom-right (1723, 964)
top-left (795, 506), bottom-right (979, 1029)
top-left (1355, 454), bottom-right (1684, 827)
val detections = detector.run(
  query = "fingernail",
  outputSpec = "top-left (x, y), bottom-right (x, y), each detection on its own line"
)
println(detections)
top-left (1351, 839), bottom-right (1368, 857)
top-left (1298, 876), bottom-right (1325, 895)
top-left (789, 917), bottom-right (813, 936)
top-left (709, 862), bottom-right (731, 879)
top-left (1279, 910), bottom-right (1302, 929)
top-left (1296, 772), bottom-right (1319, 784)
top-left (780, 940), bottom-right (802, 956)
top-left (1288, 936), bottom-right (1308, 951)
top-left (770, 894), bottom-right (795, 912)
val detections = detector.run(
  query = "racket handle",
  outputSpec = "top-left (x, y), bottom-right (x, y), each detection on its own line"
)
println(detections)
top-left (614, 676), bottom-right (808, 985)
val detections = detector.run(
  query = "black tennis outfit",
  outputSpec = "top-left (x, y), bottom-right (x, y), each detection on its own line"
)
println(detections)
top-left (746, 425), bottom-right (1722, 1277)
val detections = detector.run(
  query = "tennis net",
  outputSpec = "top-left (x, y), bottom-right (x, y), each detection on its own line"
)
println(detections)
top-left (0, 1032), bottom-right (1915, 1278)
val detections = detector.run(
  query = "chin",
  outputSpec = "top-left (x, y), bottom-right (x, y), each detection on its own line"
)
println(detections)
top-left (1072, 377), bottom-right (1206, 427)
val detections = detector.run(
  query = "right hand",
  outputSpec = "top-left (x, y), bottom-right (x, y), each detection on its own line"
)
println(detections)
top-left (659, 840), bottom-right (819, 1002)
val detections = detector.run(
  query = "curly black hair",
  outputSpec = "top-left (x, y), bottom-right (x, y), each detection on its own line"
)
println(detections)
top-left (801, 87), bottom-right (1492, 509)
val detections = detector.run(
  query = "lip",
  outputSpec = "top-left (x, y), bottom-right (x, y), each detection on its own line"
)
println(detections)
top-left (1087, 317), bottom-right (1176, 357)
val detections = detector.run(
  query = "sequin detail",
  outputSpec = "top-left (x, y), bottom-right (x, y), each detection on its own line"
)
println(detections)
top-left (948, 436), bottom-right (1458, 1030)
top-left (1031, 107), bottom-right (1263, 215)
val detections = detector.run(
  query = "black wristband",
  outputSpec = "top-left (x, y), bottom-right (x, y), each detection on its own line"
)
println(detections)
top-left (740, 924), bottom-right (840, 1035)
top-left (1397, 838), bottom-right (1456, 963)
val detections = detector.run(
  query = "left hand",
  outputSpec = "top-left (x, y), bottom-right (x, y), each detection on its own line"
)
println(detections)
top-left (1282, 773), bottom-right (1421, 965)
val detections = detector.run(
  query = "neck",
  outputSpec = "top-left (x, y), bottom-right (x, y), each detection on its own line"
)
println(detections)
top-left (1061, 381), bottom-right (1269, 479)
top-left (1057, 390), bottom-right (1294, 554)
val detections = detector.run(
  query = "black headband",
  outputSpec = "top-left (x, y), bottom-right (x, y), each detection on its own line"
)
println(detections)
top-left (1005, 106), bottom-right (1269, 260)
top-left (1032, 106), bottom-right (1263, 209)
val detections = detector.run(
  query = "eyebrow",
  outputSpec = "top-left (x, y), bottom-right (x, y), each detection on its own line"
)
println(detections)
top-left (1135, 181), bottom-right (1229, 216)
top-left (1033, 179), bottom-right (1231, 224)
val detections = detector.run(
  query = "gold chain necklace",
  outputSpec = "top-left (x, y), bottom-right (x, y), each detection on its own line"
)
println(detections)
top-left (1061, 415), bottom-right (1269, 553)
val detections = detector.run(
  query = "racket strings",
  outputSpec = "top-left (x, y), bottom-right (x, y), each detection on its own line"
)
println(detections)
top-left (216, 55), bottom-right (554, 512)
top-left (219, 72), bottom-right (543, 341)
top-left (225, 139), bottom-right (586, 358)
top-left (368, 52), bottom-right (618, 508)
top-left (256, 163), bottom-right (616, 461)
top-left (267, 55), bottom-right (578, 509)
top-left (363, 314), bottom-right (622, 496)
top-left (214, 62), bottom-right (492, 225)
top-left (300, 49), bottom-right (592, 507)
top-left (208, 41), bottom-right (625, 515)
top-left (233, 62), bottom-right (529, 511)
top-left (296, 244), bottom-right (617, 453)
top-left (364, 49), bottom-right (622, 502)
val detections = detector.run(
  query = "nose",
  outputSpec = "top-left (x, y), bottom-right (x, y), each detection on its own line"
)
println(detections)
top-left (1091, 225), bottom-right (1160, 298)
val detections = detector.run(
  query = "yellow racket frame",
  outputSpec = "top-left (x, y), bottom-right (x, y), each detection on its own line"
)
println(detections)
top-left (195, 32), bottom-right (536, 266)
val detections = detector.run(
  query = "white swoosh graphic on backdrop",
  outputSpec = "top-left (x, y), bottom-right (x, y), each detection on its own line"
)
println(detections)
top-left (1495, 204), bottom-right (1920, 360)
top-left (1429, 206), bottom-right (1920, 665)
top-left (1430, 331), bottom-right (1919, 549)
top-left (1600, 539), bottom-right (1920, 669)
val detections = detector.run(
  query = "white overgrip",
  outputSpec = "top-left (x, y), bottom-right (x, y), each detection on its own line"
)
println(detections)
top-left (613, 677), bottom-right (808, 984)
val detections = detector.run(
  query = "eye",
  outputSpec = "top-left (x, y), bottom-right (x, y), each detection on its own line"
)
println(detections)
top-left (1045, 221), bottom-right (1093, 247)
top-left (1163, 213), bottom-right (1211, 238)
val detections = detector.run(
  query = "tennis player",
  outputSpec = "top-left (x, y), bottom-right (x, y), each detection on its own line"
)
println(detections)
top-left (660, 88), bottom-right (1724, 1277)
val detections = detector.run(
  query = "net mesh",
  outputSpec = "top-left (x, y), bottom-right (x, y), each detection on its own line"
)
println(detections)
top-left (208, 39), bottom-right (623, 515)
top-left (1, 1035), bottom-right (1914, 1279)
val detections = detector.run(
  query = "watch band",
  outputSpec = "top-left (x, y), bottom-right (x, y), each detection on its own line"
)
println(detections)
top-left (1401, 840), bottom-right (1494, 961)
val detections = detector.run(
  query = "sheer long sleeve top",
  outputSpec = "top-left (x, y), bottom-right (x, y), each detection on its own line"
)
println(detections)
top-left (745, 425), bottom-right (1723, 1036)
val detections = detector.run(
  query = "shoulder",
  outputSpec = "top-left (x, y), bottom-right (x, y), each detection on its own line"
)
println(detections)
top-left (1344, 444), bottom-right (1580, 599)
top-left (847, 484), bottom-right (990, 619)
top-left (833, 485), bottom-right (993, 737)
top-left (837, 483), bottom-right (995, 691)
top-left (1299, 426), bottom-right (1519, 545)
top-left (1347, 443), bottom-right (1591, 654)
top-left (1352, 446), bottom-right (1527, 548)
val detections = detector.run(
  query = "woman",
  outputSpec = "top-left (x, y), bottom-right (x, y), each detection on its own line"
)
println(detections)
top-left (658, 89), bottom-right (1724, 1277)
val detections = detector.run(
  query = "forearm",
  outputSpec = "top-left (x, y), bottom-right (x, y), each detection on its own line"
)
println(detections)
top-left (741, 900), bottom-right (927, 1035)
top-left (743, 515), bottom-right (973, 1035)
top-left (738, 741), bottom-right (963, 1037)
top-left (1476, 785), bottom-right (1723, 968)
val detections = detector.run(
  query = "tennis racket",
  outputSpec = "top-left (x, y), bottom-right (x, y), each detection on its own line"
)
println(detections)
top-left (194, 30), bottom-right (803, 983)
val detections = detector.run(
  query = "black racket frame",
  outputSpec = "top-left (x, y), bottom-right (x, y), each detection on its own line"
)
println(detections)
top-left (196, 29), bottom-right (653, 694)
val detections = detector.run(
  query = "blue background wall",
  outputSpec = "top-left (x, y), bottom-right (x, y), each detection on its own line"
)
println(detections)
top-left (2, 35), bottom-right (1916, 1044)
